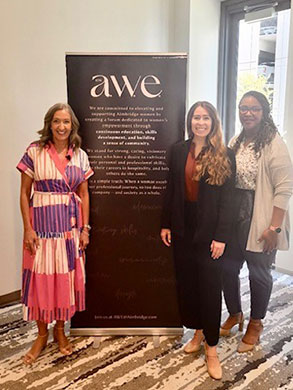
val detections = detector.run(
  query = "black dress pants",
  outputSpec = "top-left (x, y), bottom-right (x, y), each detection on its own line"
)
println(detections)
top-left (173, 202), bottom-right (223, 346)
top-left (222, 189), bottom-right (275, 320)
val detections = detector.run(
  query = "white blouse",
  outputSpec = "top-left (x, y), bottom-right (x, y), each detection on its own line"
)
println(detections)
top-left (234, 141), bottom-right (258, 190)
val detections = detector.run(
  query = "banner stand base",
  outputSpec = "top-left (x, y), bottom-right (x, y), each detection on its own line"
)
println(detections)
top-left (70, 327), bottom-right (183, 337)
top-left (93, 337), bottom-right (101, 349)
top-left (90, 334), bottom-right (169, 349)
top-left (153, 335), bottom-right (160, 348)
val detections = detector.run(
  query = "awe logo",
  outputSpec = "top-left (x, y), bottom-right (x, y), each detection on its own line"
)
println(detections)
top-left (90, 75), bottom-right (162, 98)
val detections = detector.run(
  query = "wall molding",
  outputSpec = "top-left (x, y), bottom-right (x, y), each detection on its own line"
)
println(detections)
top-left (274, 266), bottom-right (293, 276)
top-left (0, 290), bottom-right (21, 307)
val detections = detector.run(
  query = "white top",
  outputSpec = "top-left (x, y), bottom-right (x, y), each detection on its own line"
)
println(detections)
top-left (231, 140), bottom-right (258, 190)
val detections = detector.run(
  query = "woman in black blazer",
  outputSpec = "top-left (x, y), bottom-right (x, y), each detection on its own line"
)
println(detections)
top-left (161, 101), bottom-right (235, 380)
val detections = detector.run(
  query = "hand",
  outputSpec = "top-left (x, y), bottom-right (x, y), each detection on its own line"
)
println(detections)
top-left (258, 229), bottom-right (277, 254)
top-left (160, 228), bottom-right (171, 247)
top-left (210, 240), bottom-right (226, 260)
top-left (80, 230), bottom-right (90, 250)
top-left (23, 227), bottom-right (40, 255)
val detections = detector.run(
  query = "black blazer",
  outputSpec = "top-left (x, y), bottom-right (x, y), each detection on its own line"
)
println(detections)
top-left (161, 139), bottom-right (236, 244)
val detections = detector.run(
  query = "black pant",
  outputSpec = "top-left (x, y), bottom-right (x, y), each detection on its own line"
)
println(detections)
top-left (173, 202), bottom-right (223, 346)
top-left (222, 189), bottom-right (275, 320)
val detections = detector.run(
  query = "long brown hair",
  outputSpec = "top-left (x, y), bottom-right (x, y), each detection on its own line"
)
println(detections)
top-left (187, 101), bottom-right (231, 186)
top-left (38, 103), bottom-right (81, 150)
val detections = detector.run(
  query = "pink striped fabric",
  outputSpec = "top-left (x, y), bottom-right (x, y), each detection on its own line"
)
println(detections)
top-left (17, 142), bottom-right (94, 323)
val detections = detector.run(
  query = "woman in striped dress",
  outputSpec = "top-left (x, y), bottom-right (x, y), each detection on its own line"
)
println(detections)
top-left (17, 103), bottom-right (93, 365)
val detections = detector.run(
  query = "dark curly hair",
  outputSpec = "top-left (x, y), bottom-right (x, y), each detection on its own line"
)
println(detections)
top-left (233, 90), bottom-right (278, 157)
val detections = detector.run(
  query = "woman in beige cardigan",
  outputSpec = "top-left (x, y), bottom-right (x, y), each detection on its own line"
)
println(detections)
top-left (221, 91), bottom-right (293, 352)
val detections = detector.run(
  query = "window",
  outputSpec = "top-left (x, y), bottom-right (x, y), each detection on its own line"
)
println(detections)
top-left (218, 0), bottom-right (291, 141)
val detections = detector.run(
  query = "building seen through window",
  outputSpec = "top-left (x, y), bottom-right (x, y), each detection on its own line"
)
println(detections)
top-left (236, 9), bottom-right (291, 135)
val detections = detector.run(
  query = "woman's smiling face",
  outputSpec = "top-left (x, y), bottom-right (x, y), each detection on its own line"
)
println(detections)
top-left (239, 95), bottom-right (263, 132)
top-left (191, 106), bottom-right (212, 139)
top-left (51, 110), bottom-right (72, 144)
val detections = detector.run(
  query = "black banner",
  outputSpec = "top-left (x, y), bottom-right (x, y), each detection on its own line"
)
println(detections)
top-left (66, 54), bottom-right (187, 333)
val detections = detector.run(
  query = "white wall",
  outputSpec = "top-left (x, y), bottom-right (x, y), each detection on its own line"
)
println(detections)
top-left (272, 10), bottom-right (291, 134)
top-left (170, 0), bottom-right (221, 113)
top-left (0, 0), bottom-right (174, 296)
top-left (170, 0), bottom-right (191, 54)
top-left (188, 0), bottom-right (221, 107)
top-left (276, 9), bottom-right (293, 274)
top-left (9, 1), bottom-right (293, 294)
top-left (1, 0), bottom-right (223, 297)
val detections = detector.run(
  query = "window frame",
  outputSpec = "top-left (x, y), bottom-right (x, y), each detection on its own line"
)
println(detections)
top-left (218, 0), bottom-right (291, 142)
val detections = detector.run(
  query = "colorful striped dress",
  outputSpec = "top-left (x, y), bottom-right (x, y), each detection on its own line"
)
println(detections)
top-left (17, 142), bottom-right (94, 323)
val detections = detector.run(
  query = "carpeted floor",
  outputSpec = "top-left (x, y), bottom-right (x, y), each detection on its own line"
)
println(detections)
top-left (1, 268), bottom-right (293, 390)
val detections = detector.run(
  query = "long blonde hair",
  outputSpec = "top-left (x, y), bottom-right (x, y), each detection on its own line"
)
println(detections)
top-left (187, 101), bottom-right (231, 186)
top-left (38, 103), bottom-right (81, 150)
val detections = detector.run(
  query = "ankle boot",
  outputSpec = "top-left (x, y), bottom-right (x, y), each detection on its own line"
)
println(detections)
top-left (184, 330), bottom-right (204, 353)
top-left (220, 312), bottom-right (244, 336)
top-left (204, 342), bottom-right (222, 380)
top-left (237, 318), bottom-right (263, 353)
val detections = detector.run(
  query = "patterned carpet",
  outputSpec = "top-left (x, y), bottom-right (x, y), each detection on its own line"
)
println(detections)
top-left (1, 268), bottom-right (293, 390)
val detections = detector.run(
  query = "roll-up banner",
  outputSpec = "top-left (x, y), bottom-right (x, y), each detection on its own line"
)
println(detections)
top-left (66, 53), bottom-right (187, 336)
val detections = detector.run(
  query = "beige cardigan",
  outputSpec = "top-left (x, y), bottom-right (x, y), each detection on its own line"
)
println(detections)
top-left (230, 133), bottom-right (293, 252)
